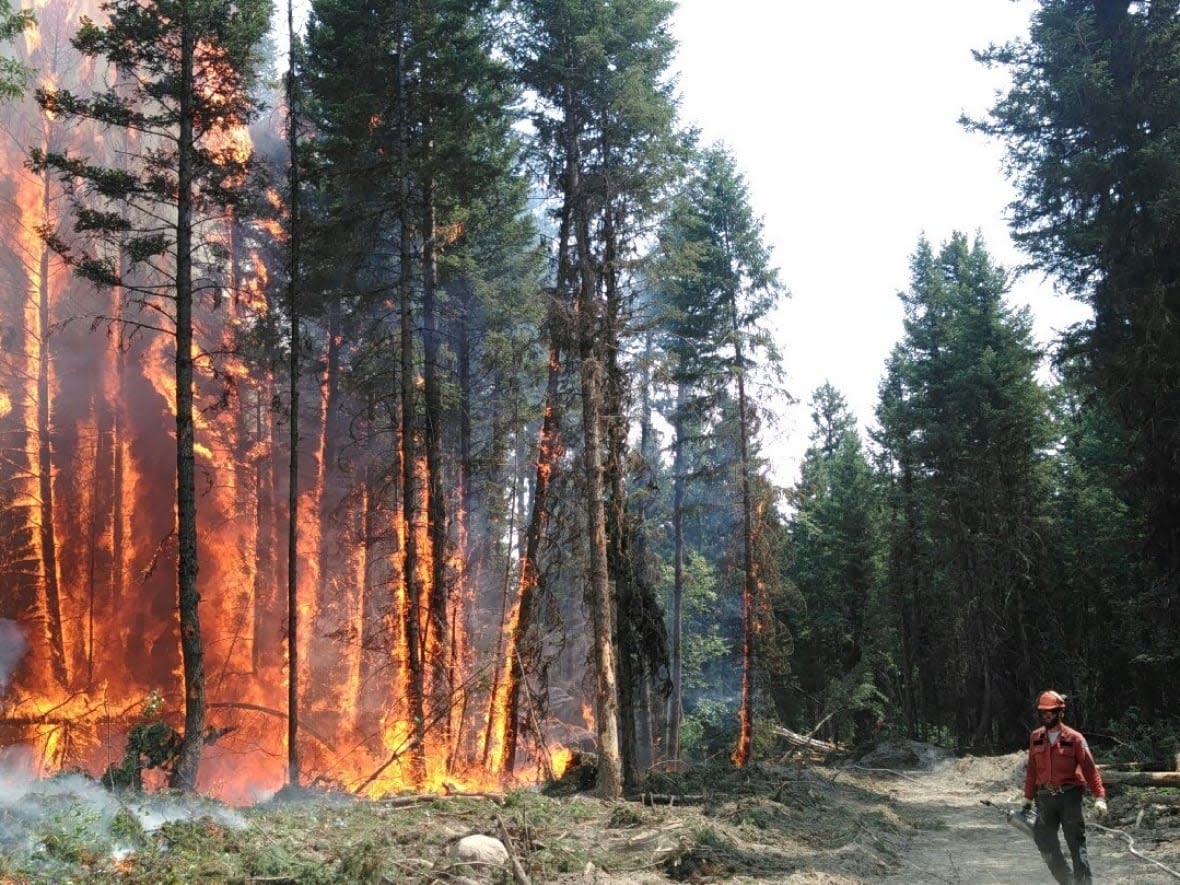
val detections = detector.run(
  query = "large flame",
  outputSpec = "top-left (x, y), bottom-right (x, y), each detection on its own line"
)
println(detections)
top-left (0, 0), bottom-right (583, 805)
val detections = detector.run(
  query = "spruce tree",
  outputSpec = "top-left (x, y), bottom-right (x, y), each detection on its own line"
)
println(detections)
top-left (784, 384), bottom-right (882, 744)
top-left (31, 0), bottom-right (272, 789)
top-left (971, 2), bottom-right (1180, 643)
top-left (875, 233), bottom-right (1051, 748)
top-left (652, 144), bottom-right (785, 766)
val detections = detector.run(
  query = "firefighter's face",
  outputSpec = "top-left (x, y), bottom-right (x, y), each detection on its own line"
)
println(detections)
top-left (1040, 707), bottom-right (1063, 726)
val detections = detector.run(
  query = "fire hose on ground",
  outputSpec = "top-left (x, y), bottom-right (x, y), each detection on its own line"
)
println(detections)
top-left (980, 799), bottom-right (1180, 880)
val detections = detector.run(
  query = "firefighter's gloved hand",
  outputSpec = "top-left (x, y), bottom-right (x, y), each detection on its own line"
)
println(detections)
top-left (1094, 798), bottom-right (1108, 819)
top-left (1021, 800), bottom-right (1033, 814)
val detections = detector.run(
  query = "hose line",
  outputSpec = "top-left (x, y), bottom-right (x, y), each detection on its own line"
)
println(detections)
top-left (1091, 822), bottom-right (1180, 880)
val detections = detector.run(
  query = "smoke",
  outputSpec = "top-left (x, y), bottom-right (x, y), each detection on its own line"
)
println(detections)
top-left (0, 746), bottom-right (247, 878)
top-left (0, 618), bottom-right (28, 694)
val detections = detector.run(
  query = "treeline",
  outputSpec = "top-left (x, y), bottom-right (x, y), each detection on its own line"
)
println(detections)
top-left (786, 1), bottom-right (1180, 757)
top-left (0, 0), bottom-right (1176, 799)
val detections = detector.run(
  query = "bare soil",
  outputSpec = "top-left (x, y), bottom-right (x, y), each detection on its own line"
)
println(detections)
top-left (860, 746), bottom-right (1180, 884)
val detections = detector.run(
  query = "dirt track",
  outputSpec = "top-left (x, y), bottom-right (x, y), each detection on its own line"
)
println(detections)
top-left (855, 750), bottom-right (1180, 884)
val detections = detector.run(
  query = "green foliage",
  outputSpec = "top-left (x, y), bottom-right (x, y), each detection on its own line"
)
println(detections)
top-left (110, 806), bottom-right (146, 845)
top-left (875, 233), bottom-right (1053, 749)
top-left (680, 697), bottom-right (738, 759)
top-left (783, 384), bottom-right (884, 743)
top-left (659, 553), bottom-right (728, 691)
top-left (972, 2), bottom-right (1180, 691)
top-left (0, 0), bottom-right (34, 100)
top-left (102, 721), bottom-right (183, 791)
top-left (1100, 708), bottom-right (1180, 767)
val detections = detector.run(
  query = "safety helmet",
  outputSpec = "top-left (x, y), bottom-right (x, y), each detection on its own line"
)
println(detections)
top-left (1036, 690), bottom-right (1066, 711)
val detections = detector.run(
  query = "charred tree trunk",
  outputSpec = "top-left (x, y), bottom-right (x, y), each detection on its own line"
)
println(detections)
top-left (728, 299), bottom-right (756, 770)
top-left (171, 23), bottom-right (206, 791)
top-left (421, 176), bottom-right (451, 755)
top-left (396, 39), bottom-right (427, 787)
top-left (486, 190), bottom-right (573, 776)
top-left (285, 0), bottom-right (302, 788)
top-left (35, 155), bottom-right (66, 688)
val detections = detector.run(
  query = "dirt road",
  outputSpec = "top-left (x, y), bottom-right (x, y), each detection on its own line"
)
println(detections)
top-left (853, 749), bottom-right (1180, 884)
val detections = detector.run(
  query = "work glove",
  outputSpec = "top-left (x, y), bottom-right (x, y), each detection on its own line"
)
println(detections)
top-left (1094, 798), bottom-right (1108, 819)
top-left (1021, 800), bottom-right (1033, 814)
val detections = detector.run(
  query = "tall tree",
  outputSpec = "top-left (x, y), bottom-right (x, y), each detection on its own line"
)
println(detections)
top-left (970, 2), bottom-right (1180, 689)
top-left (875, 234), bottom-right (1051, 748)
top-left (284, 0), bottom-right (303, 789)
top-left (514, 0), bottom-right (679, 797)
top-left (302, 0), bottom-right (520, 783)
top-left (31, 0), bottom-right (272, 789)
top-left (653, 144), bottom-right (786, 766)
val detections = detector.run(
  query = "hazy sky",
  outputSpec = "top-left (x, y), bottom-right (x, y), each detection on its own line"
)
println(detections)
top-left (670, 0), bottom-right (1091, 485)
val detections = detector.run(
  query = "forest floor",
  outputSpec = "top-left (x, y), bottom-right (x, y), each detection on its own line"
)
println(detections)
top-left (1, 740), bottom-right (1179, 883)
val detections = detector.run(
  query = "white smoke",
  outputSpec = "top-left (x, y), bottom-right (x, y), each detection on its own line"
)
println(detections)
top-left (0, 618), bottom-right (28, 694)
top-left (0, 746), bottom-right (247, 877)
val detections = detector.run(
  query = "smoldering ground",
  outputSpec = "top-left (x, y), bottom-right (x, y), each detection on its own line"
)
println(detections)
top-left (0, 745), bottom-right (247, 880)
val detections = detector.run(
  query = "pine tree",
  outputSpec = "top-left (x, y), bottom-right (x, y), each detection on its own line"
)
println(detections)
top-left (31, 0), bottom-right (272, 789)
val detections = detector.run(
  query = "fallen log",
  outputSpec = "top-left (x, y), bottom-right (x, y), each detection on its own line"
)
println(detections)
top-left (772, 726), bottom-right (839, 754)
top-left (1098, 762), bottom-right (1173, 773)
top-left (375, 792), bottom-right (503, 808)
top-left (629, 793), bottom-right (706, 806)
top-left (1099, 770), bottom-right (1180, 787)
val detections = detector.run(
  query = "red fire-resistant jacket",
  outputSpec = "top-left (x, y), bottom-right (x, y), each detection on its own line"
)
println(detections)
top-left (1023, 722), bottom-right (1106, 800)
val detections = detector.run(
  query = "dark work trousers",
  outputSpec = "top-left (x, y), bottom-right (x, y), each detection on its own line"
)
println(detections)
top-left (1033, 785), bottom-right (1092, 884)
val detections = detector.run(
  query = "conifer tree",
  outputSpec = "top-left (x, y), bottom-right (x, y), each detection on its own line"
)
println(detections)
top-left (971, 1), bottom-right (1180, 708)
top-left (875, 234), bottom-right (1051, 748)
top-left (30, 0), bottom-right (272, 789)
top-left (784, 384), bottom-right (883, 743)
top-left (653, 144), bottom-right (785, 766)
top-left (514, 0), bottom-right (679, 797)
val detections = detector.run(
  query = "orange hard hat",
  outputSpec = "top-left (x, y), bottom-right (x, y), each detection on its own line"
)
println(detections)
top-left (1036, 690), bottom-right (1066, 710)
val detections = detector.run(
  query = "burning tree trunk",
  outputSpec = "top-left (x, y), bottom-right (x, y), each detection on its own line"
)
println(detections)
top-left (34, 132), bottom-right (67, 689)
top-left (483, 176), bottom-right (574, 777)
top-left (31, 0), bottom-right (271, 792)
top-left (729, 313), bottom-right (756, 770)
top-left (574, 184), bottom-right (623, 800)
top-left (285, 0), bottom-right (303, 787)
top-left (420, 177), bottom-right (452, 753)
top-left (396, 38), bottom-right (428, 787)
top-left (34, 154), bottom-right (66, 693)
top-left (483, 315), bottom-right (564, 776)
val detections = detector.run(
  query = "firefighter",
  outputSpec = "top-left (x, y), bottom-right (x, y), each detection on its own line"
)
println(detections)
top-left (1022, 690), bottom-right (1108, 884)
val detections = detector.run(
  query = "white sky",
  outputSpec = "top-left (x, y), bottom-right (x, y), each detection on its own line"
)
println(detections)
top-left (670, 0), bottom-right (1091, 486)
